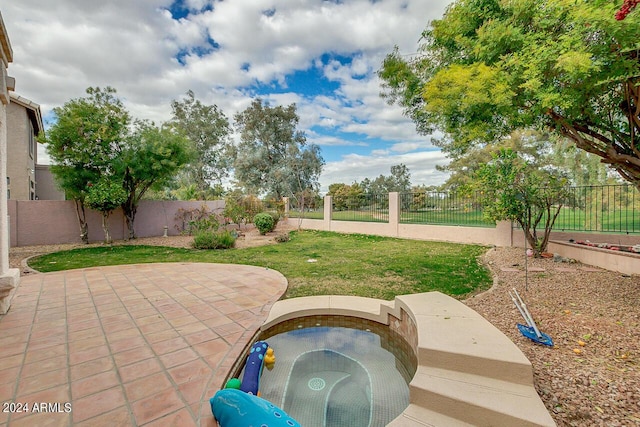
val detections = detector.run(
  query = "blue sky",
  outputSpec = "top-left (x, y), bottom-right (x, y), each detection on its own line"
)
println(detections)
top-left (3, 0), bottom-right (452, 193)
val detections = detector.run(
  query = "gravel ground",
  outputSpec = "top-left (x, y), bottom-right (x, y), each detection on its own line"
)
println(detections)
top-left (467, 247), bottom-right (640, 426)
top-left (9, 235), bottom-right (640, 426)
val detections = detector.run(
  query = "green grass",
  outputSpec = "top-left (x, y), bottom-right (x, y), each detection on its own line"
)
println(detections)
top-left (28, 230), bottom-right (493, 301)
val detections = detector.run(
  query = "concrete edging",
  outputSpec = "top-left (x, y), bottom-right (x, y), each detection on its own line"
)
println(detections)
top-left (262, 292), bottom-right (556, 427)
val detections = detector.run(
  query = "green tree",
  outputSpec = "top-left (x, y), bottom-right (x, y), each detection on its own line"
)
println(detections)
top-left (440, 130), bottom-right (553, 190)
top-left (222, 192), bottom-right (263, 229)
top-left (85, 178), bottom-right (127, 244)
top-left (360, 164), bottom-right (412, 194)
top-left (327, 183), bottom-right (365, 211)
top-left (233, 99), bottom-right (324, 200)
top-left (43, 87), bottom-right (130, 243)
top-left (379, 0), bottom-right (640, 190)
top-left (474, 149), bottom-right (570, 256)
top-left (115, 121), bottom-right (192, 239)
top-left (44, 87), bottom-right (193, 242)
top-left (169, 90), bottom-right (232, 194)
top-left (548, 138), bottom-right (616, 187)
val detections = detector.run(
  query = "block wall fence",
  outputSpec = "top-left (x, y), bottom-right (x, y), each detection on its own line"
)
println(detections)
top-left (7, 193), bottom-right (639, 274)
top-left (284, 193), bottom-right (640, 276)
top-left (8, 199), bottom-right (224, 246)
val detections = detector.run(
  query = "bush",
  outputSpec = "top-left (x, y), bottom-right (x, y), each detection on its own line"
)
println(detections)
top-left (192, 230), bottom-right (236, 249)
top-left (268, 211), bottom-right (280, 230)
top-left (254, 213), bottom-right (275, 235)
top-left (274, 232), bottom-right (290, 243)
top-left (174, 204), bottom-right (221, 235)
top-left (223, 194), bottom-right (263, 229)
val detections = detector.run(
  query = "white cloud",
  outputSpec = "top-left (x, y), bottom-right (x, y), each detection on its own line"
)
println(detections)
top-left (2, 0), bottom-right (452, 185)
top-left (320, 150), bottom-right (450, 193)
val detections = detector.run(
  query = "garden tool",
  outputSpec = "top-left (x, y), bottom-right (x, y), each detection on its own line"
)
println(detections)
top-left (509, 288), bottom-right (553, 346)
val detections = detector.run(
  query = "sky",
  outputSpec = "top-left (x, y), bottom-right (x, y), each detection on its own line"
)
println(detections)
top-left (2, 0), bottom-right (452, 194)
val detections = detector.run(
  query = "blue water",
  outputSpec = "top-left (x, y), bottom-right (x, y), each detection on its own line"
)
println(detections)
top-left (254, 326), bottom-right (411, 427)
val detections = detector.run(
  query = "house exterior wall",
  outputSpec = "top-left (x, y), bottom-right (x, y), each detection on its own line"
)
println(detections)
top-left (6, 99), bottom-right (36, 200)
top-left (0, 9), bottom-right (19, 314)
top-left (35, 164), bottom-right (65, 200)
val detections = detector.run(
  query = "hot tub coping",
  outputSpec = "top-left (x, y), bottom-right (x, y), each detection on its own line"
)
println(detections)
top-left (261, 292), bottom-right (556, 427)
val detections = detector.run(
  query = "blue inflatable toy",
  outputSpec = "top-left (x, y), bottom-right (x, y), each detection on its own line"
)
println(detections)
top-left (210, 389), bottom-right (301, 427)
top-left (240, 341), bottom-right (275, 396)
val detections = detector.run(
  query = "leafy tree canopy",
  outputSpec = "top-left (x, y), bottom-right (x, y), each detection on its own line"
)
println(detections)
top-left (379, 0), bottom-right (640, 189)
top-left (169, 90), bottom-right (232, 192)
top-left (42, 87), bottom-right (130, 243)
top-left (45, 87), bottom-right (130, 170)
top-left (43, 87), bottom-right (191, 241)
top-left (327, 183), bottom-right (365, 211)
top-left (233, 99), bottom-right (324, 200)
top-left (473, 149), bottom-right (570, 256)
top-left (438, 130), bottom-right (551, 190)
top-left (439, 129), bottom-right (616, 189)
top-left (85, 177), bottom-right (127, 244)
top-left (360, 163), bottom-right (412, 194)
top-left (116, 120), bottom-right (192, 238)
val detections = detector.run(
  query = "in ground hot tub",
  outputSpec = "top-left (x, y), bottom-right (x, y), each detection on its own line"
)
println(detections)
top-left (252, 322), bottom-right (414, 427)
top-left (226, 293), bottom-right (556, 427)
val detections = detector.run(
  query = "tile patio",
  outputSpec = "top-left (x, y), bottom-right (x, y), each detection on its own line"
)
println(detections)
top-left (0, 263), bottom-right (288, 426)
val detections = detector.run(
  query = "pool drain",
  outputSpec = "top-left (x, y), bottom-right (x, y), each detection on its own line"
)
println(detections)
top-left (308, 377), bottom-right (326, 391)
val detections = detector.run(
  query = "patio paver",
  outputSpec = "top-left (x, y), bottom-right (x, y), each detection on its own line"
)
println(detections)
top-left (0, 263), bottom-right (288, 426)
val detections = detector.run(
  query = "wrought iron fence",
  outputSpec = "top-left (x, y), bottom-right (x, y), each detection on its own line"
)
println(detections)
top-left (552, 184), bottom-right (640, 233)
top-left (282, 184), bottom-right (639, 232)
top-left (399, 191), bottom-right (491, 227)
top-left (288, 195), bottom-right (324, 220)
top-left (331, 193), bottom-right (389, 222)
top-left (399, 184), bottom-right (639, 233)
top-left (261, 198), bottom-right (285, 216)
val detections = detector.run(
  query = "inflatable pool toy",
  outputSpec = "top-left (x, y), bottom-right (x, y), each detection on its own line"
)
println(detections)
top-left (224, 378), bottom-right (241, 390)
top-left (210, 341), bottom-right (296, 426)
top-left (264, 347), bottom-right (276, 369)
top-left (240, 341), bottom-right (274, 396)
top-left (210, 389), bottom-right (301, 427)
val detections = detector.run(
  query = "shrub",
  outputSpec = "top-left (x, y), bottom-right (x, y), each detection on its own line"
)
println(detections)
top-left (175, 204), bottom-right (221, 235)
top-left (223, 194), bottom-right (263, 229)
top-left (192, 230), bottom-right (236, 249)
top-left (268, 211), bottom-right (280, 231)
top-left (254, 213), bottom-right (275, 235)
top-left (274, 232), bottom-right (290, 243)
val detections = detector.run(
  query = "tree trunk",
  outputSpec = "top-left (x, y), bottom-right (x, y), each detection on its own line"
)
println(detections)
top-left (102, 212), bottom-right (112, 244)
top-left (519, 220), bottom-right (541, 257)
top-left (122, 198), bottom-right (137, 240)
top-left (74, 200), bottom-right (89, 244)
top-left (124, 209), bottom-right (136, 240)
top-left (297, 193), bottom-right (305, 230)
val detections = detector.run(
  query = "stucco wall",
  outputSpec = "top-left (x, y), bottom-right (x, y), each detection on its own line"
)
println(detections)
top-left (6, 101), bottom-right (35, 200)
top-left (35, 165), bottom-right (65, 200)
top-left (8, 199), bottom-right (224, 246)
top-left (288, 217), bottom-right (508, 247)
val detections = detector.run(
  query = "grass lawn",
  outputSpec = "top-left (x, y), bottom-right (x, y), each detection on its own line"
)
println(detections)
top-left (28, 230), bottom-right (493, 300)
